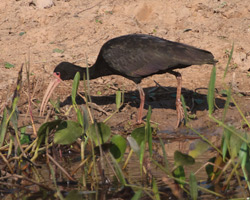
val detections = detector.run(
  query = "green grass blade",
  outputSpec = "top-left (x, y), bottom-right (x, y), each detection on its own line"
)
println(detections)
top-left (239, 139), bottom-right (247, 167)
top-left (189, 172), bottom-right (198, 200)
top-left (77, 109), bottom-right (84, 127)
top-left (116, 89), bottom-right (121, 109)
top-left (131, 190), bottom-right (142, 200)
top-left (9, 108), bottom-right (18, 132)
top-left (231, 96), bottom-right (250, 128)
top-left (110, 153), bottom-right (126, 186)
top-left (210, 115), bottom-right (249, 145)
top-left (222, 88), bottom-right (231, 122)
top-left (81, 105), bottom-right (89, 133)
top-left (0, 109), bottom-right (8, 147)
top-left (146, 106), bottom-right (152, 156)
top-left (159, 138), bottom-right (169, 172)
top-left (207, 65), bottom-right (216, 116)
top-left (139, 141), bottom-right (145, 176)
top-left (152, 178), bottom-right (160, 200)
top-left (240, 137), bottom-right (250, 191)
top-left (181, 95), bottom-right (188, 124)
top-left (222, 130), bottom-right (230, 161)
top-left (71, 72), bottom-right (80, 106)
top-left (151, 158), bottom-right (225, 198)
top-left (223, 43), bottom-right (234, 79)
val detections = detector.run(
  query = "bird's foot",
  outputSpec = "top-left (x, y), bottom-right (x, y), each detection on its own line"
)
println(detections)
top-left (175, 100), bottom-right (185, 129)
top-left (135, 119), bottom-right (145, 125)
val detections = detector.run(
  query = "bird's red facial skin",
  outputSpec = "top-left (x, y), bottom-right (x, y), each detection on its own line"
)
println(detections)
top-left (53, 72), bottom-right (61, 78)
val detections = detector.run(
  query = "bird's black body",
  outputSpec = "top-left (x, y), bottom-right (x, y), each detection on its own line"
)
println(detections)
top-left (54, 34), bottom-right (216, 83)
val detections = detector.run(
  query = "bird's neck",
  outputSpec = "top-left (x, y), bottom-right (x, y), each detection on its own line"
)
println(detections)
top-left (76, 63), bottom-right (111, 80)
top-left (79, 64), bottom-right (97, 80)
top-left (86, 56), bottom-right (113, 80)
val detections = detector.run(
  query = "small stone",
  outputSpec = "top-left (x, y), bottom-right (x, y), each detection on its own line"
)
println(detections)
top-left (32, 0), bottom-right (54, 9)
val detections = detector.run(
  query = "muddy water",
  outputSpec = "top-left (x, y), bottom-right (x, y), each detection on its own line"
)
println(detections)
top-left (1, 129), bottom-right (243, 199)
top-left (52, 130), bottom-right (222, 199)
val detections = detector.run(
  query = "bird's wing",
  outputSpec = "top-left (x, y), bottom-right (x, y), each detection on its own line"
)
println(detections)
top-left (102, 35), bottom-right (215, 78)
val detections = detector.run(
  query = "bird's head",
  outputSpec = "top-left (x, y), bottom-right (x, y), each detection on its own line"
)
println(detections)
top-left (40, 62), bottom-right (85, 115)
top-left (53, 62), bottom-right (84, 80)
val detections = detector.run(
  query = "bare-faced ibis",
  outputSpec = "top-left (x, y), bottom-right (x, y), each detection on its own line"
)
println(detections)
top-left (40, 34), bottom-right (217, 127)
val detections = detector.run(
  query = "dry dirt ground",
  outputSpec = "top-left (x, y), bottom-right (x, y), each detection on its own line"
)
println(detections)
top-left (0, 0), bottom-right (250, 135)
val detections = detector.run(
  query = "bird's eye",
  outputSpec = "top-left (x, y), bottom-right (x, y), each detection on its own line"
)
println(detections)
top-left (53, 71), bottom-right (61, 78)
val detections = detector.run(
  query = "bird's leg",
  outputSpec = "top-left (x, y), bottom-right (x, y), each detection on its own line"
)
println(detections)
top-left (136, 84), bottom-right (145, 124)
top-left (169, 71), bottom-right (185, 128)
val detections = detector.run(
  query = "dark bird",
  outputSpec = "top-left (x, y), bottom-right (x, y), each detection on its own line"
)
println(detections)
top-left (40, 34), bottom-right (217, 128)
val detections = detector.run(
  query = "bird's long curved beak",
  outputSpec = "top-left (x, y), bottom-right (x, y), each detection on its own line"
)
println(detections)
top-left (40, 72), bottom-right (61, 116)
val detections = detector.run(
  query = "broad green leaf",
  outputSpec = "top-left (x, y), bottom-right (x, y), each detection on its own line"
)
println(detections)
top-left (54, 120), bottom-right (83, 145)
top-left (174, 151), bottom-right (195, 167)
top-left (0, 108), bottom-right (8, 147)
top-left (173, 166), bottom-right (185, 186)
top-left (110, 135), bottom-right (127, 162)
top-left (189, 173), bottom-right (198, 200)
top-left (131, 126), bottom-right (146, 146)
top-left (131, 190), bottom-right (142, 200)
top-left (189, 140), bottom-right (210, 158)
top-left (38, 120), bottom-right (62, 137)
top-left (87, 122), bottom-right (110, 146)
top-left (127, 135), bottom-right (140, 156)
top-left (72, 72), bottom-right (80, 106)
top-left (207, 65), bottom-right (216, 115)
